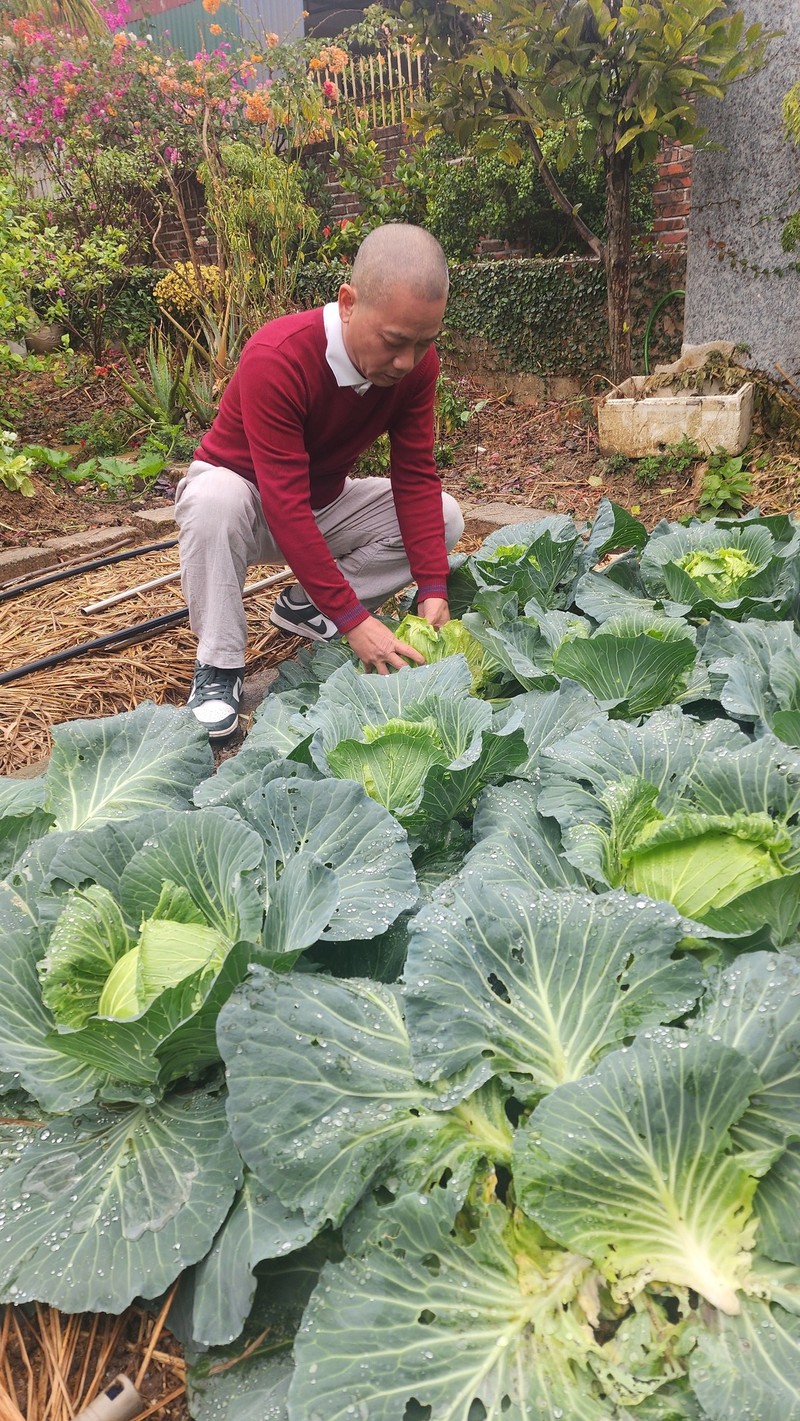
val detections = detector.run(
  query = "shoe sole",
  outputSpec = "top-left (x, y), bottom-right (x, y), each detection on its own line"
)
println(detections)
top-left (269, 609), bottom-right (336, 643)
top-left (203, 715), bottom-right (239, 740)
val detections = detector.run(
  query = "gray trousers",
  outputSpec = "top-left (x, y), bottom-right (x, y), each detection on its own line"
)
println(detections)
top-left (175, 460), bottom-right (465, 668)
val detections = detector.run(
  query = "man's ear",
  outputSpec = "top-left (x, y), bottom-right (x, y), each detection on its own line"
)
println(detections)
top-left (338, 283), bottom-right (356, 324)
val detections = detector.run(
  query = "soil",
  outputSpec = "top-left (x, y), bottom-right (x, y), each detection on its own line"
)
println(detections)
top-left (2, 362), bottom-right (799, 553)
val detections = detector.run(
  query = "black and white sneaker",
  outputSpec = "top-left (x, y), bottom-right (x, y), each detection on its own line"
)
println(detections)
top-left (269, 588), bottom-right (339, 642)
top-left (186, 662), bottom-right (244, 739)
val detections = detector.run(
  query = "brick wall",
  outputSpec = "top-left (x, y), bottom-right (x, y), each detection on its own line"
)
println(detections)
top-left (152, 127), bottom-right (694, 264)
top-left (304, 122), bottom-right (420, 225)
top-left (652, 140), bottom-right (693, 246)
top-left (152, 173), bottom-right (214, 265)
top-left (313, 125), bottom-right (694, 251)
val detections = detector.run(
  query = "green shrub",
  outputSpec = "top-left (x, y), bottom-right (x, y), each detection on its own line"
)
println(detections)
top-left (424, 133), bottom-right (655, 261)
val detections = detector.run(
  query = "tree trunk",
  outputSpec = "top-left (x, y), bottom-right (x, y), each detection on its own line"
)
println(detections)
top-left (605, 145), bottom-right (633, 385)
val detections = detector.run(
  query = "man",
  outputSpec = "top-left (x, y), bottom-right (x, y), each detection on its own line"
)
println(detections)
top-left (176, 222), bottom-right (464, 739)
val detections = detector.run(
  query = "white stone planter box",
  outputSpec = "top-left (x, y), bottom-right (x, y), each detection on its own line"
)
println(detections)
top-left (597, 377), bottom-right (754, 458)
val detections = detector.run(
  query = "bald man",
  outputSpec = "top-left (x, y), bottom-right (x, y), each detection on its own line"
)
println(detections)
top-left (176, 223), bottom-right (464, 738)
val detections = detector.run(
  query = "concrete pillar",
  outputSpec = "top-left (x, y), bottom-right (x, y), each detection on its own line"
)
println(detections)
top-left (683, 0), bottom-right (800, 380)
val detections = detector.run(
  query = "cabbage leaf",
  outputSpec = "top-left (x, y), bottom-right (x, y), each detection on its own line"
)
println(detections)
top-left (515, 1029), bottom-right (761, 1314)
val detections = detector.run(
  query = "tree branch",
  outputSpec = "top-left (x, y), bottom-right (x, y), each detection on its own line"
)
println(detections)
top-left (500, 84), bottom-right (605, 260)
top-left (421, 1), bottom-right (604, 258)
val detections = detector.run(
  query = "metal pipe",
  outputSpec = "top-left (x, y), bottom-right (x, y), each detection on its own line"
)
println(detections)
top-left (0, 569), bottom-right (293, 687)
top-left (0, 538), bottom-right (179, 604)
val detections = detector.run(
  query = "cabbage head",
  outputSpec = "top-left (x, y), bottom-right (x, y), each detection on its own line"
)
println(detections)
top-left (35, 869), bottom-right (247, 1069)
top-left (394, 613), bottom-right (498, 692)
top-left (538, 710), bottom-right (800, 943)
top-left (639, 518), bottom-right (800, 620)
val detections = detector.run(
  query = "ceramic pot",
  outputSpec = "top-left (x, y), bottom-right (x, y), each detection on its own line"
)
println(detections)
top-left (25, 322), bottom-right (67, 354)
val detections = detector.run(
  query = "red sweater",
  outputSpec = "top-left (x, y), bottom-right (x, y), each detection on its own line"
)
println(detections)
top-left (196, 307), bottom-right (449, 632)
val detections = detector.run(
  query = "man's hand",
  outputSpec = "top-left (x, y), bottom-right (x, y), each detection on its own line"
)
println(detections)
top-left (347, 614), bottom-right (426, 675)
top-left (417, 597), bottom-right (451, 629)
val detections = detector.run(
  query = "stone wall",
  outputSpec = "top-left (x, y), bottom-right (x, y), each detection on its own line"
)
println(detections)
top-left (683, 0), bottom-right (800, 379)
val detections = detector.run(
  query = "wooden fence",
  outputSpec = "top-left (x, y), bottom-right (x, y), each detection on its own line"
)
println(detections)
top-left (311, 44), bottom-right (426, 128)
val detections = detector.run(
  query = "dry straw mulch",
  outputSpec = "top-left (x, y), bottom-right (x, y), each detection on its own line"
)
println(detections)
top-left (0, 550), bottom-right (299, 776)
top-left (0, 1287), bottom-right (189, 1421)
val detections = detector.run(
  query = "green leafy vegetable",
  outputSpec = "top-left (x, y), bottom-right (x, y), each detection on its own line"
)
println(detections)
top-left (394, 613), bottom-right (499, 691)
top-left (515, 1029), bottom-right (761, 1314)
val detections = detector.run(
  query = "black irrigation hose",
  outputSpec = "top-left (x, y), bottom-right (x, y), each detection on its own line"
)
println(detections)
top-left (0, 538), bottom-right (179, 604)
top-left (0, 607), bottom-right (189, 686)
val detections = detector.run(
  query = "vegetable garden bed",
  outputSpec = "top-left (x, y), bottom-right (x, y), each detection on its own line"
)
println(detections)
top-left (2, 503), bottom-right (799, 1421)
top-left (0, 549), bottom-right (300, 776)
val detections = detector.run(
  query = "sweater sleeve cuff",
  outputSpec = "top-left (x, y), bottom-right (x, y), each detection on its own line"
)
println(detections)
top-left (335, 603), bottom-right (371, 633)
top-left (415, 580), bottom-right (449, 602)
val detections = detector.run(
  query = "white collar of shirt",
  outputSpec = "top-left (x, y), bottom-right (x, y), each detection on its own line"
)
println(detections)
top-left (323, 301), bottom-right (372, 395)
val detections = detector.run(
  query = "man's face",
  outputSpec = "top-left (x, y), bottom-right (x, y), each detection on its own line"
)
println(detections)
top-left (338, 282), bottom-right (446, 387)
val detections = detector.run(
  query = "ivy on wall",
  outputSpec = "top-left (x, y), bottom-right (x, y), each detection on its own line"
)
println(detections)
top-left (295, 248), bottom-right (686, 378)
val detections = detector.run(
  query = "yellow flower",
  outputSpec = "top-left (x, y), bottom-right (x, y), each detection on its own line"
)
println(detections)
top-left (154, 263), bottom-right (223, 315)
top-left (265, 31), bottom-right (278, 45)
top-left (209, 22), bottom-right (221, 32)
top-left (202, 0), bottom-right (221, 13)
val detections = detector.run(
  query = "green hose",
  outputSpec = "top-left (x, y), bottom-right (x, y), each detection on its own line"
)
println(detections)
top-left (643, 289), bottom-right (686, 374)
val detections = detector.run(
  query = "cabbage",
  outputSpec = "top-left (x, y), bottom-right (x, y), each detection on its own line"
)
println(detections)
top-left (678, 545), bottom-right (760, 600)
top-left (639, 519), bottom-right (800, 620)
top-left (97, 918), bottom-right (229, 1021)
top-left (394, 613), bottom-right (498, 692)
top-left (491, 542), bottom-right (538, 564)
top-left (539, 709), bottom-right (800, 943)
top-left (623, 810), bottom-right (791, 919)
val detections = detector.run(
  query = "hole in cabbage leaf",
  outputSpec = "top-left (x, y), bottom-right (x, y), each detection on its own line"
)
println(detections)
top-left (494, 1164), bottom-right (512, 1204)
top-left (418, 1308), bottom-right (437, 1324)
top-left (421, 1253), bottom-right (441, 1276)
top-left (501, 1399), bottom-right (512, 1414)
top-left (468, 1402), bottom-right (488, 1421)
top-left (487, 972), bottom-right (511, 1004)
top-left (403, 1402), bottom-right (431, 1421)
top-left (504, 1097), bottom-right (524, 1127)
top-left (511, 946), bottom-right (525, 964)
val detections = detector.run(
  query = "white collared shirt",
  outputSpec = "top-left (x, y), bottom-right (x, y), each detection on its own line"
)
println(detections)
top-left (323, 301), bottom-right (372, 396)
